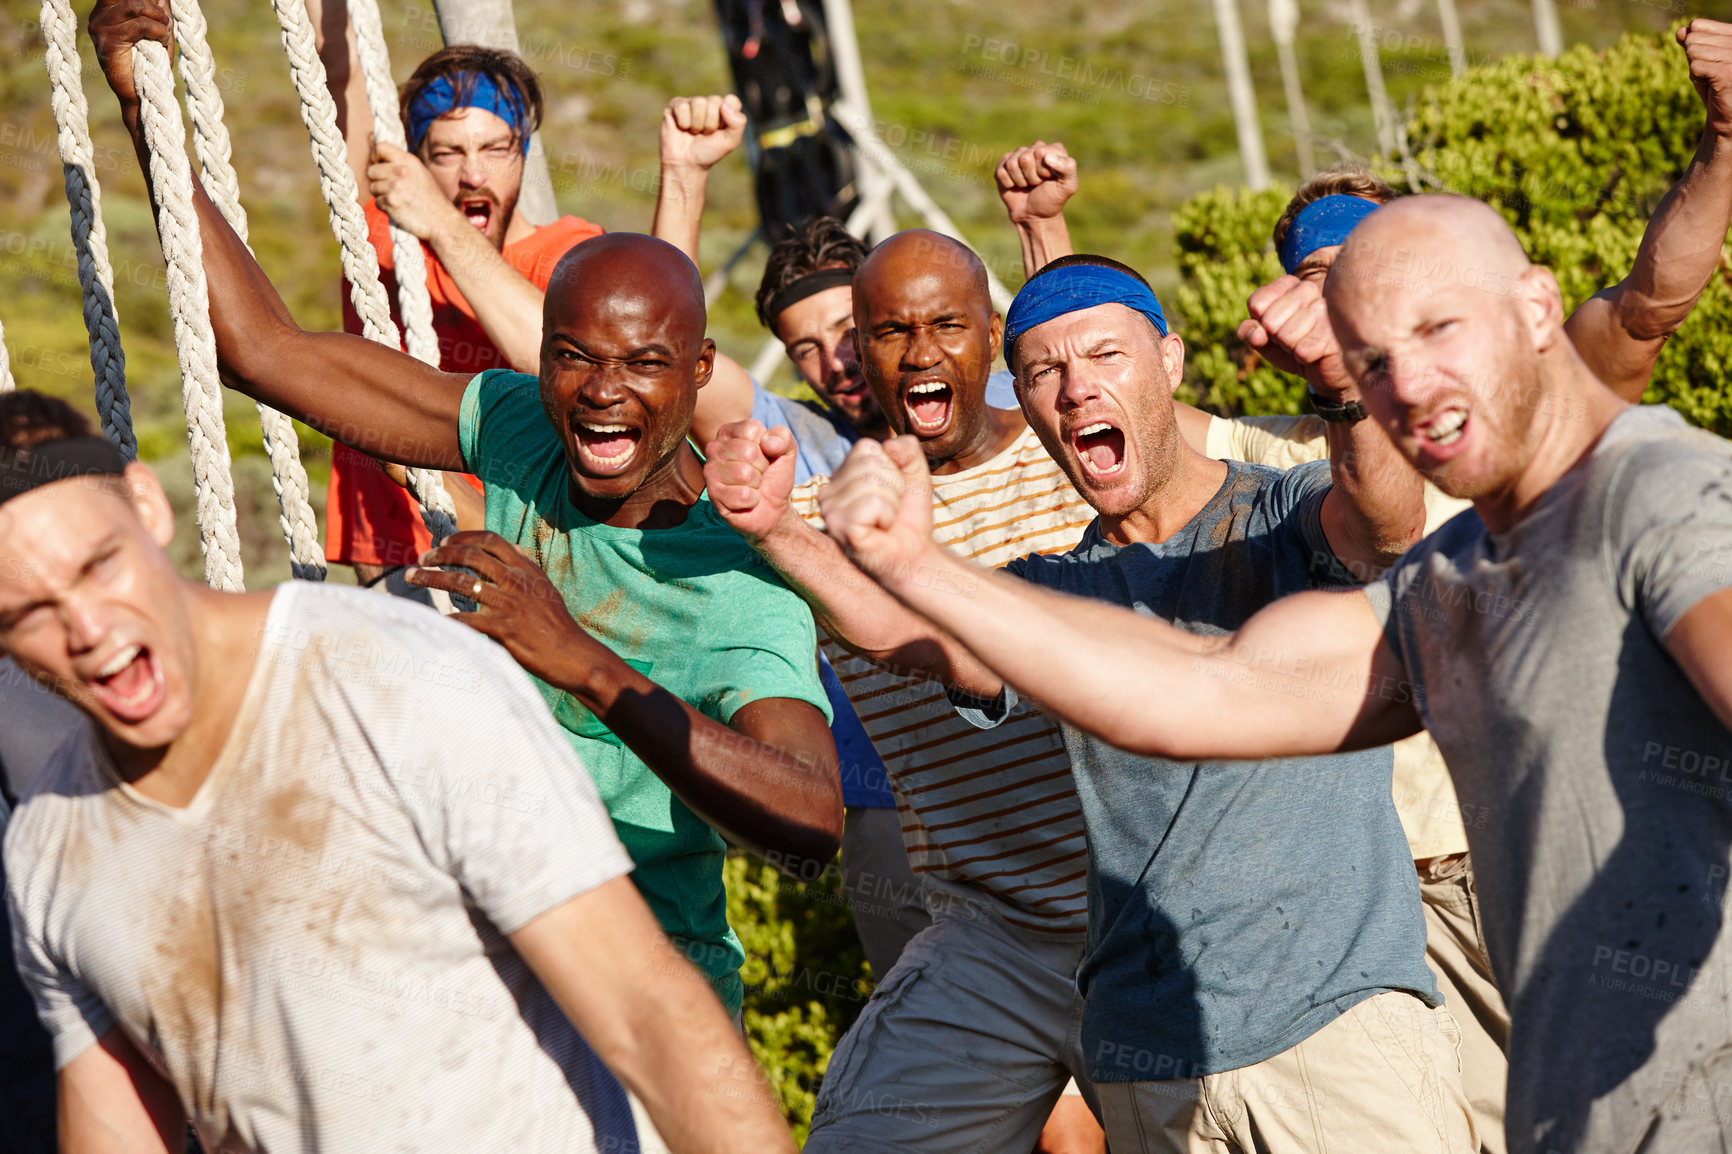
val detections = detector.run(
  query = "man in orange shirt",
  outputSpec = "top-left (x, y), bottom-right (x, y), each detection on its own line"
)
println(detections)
top-left (307, 10), bottom-right (604, 582)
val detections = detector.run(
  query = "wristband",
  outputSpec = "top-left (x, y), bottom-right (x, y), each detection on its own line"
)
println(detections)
top-left (1307, 391), bottom-right (1369, 424)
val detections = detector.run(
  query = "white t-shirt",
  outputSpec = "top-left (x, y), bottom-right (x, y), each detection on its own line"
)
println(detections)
top-left (4, 583), bottom-right (637, 1153)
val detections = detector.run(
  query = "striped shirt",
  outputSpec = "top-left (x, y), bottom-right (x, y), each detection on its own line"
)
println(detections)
top-left (790, 425), bottom-right (1096, 937)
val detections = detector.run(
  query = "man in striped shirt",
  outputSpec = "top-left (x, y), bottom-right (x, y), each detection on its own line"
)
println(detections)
top-left (707, 228), bottom-right (1103, 1153)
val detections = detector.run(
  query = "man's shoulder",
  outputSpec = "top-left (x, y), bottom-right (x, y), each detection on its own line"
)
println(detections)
top-left (1595, 406), bottom-right (1732, 488)
top-left (462, 369), bottom-right (560, 475)
top-left (4, 726), bottom-right (106, 880)
top-left (510, 216), bottom-right (605, 288)
top-left (261, 583), bottom-right (500, 697)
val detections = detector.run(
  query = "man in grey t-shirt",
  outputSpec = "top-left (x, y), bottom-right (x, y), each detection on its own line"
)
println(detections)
top-left (811, 194), bottom-right (1732, 1154)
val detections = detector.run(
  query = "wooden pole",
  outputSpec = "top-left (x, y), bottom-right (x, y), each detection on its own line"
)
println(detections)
top-left (1210, 0), bottom-right (1270, 191)
top-left (1436, 0), bottom-right (1466, 78)
top-left (1268, 0), bottom-right (1315, 177)
top-left (1347, 0), bottom-right (1397, 158)
top-left (1532, 0), bottom-right (1562, 57)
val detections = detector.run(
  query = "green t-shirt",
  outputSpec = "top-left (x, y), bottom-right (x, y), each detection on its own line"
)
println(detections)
top-left (459, 369), bottom-right (831, 1014)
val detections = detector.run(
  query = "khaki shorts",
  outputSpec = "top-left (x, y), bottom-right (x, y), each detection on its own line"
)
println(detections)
top-left (1417, 852), bottom-right (1509, 1154)
top-left (1095, 991), bottom-right (1477, 1154)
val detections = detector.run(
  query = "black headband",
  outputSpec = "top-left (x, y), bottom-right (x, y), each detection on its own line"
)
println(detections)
top-left (0, 436), bottom-right (128, 505)
top-left (765, 266), bottom-right (856, 327)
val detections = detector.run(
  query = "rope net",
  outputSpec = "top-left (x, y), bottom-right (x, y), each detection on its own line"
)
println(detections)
top-left (37, 0), bottom-right (457, 588)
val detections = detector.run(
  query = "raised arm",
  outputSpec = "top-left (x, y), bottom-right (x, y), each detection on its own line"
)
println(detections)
top-left (89, 0), bottom-right (468, 470)
top-left (1564, 19), bottom-right (1732, 401)
top-left (368, 140), bottom-right (547, 373)
top-left (59, 1029), bottom-right (186, 1153)
top-left (819, 434), bottom-right (1424, 759)
top-left (652, 94), bottom-right (758, 442)
top-left (511, 877), bottom-right (797, 1153)
top-left (302, 0), bottom-right (371, 197)
top-left (1241, 276), bottom-right (1425, 573)
top-left (995, 141), bottom-right (1077, 278)
top-left (704, 420), bottom-right (1002, 694)
top-left (406, 531), bottom-right (842, 872)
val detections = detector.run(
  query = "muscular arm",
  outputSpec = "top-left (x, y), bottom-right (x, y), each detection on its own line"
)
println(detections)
top-left (1316, 414), bottom-right (1426, 577)
top-left (59, 1030), bottom-right (186, 1154)
top-left (1667, 587), bottom-right (1732, 731)
top-left (571, 668), bottom-right (843, 870)
top-left (91, 3), bottom-right (468, 469)
top-left (822, 438), bottom-right (1423, 759)
top-left (512, 879), bottom-right (797, 1153)
top-left (651, 94), bottom-right (759, 444)
top-left (704, 421), bottom-right (1001, 693)
top-left (995, 142), bottom-right (1077, 278)
top-left (1240, 275), bottom-right (1424, 571)
top-left (1565, 20), bottom-right (1732, 401)
top-left (408, 532), bottom-right (842, 871)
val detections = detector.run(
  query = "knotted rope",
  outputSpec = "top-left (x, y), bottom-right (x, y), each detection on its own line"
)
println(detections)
top-left (269, 0), bottom-right (456, 542)
top-left (170, 0), bottom-right (326, 581)
top-left (40, 0), bottom-right (134, 457)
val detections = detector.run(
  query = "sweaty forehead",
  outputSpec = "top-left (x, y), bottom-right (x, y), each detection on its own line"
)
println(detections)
top-left (547, 237), bottom-right (706, 350)
top-left (856, 241), bottom-right (987, 324)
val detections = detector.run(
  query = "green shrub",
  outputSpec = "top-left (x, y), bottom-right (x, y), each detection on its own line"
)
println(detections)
top-left (1171, 25), bottom-right (1732, 434)
top-left (726, 851), bottom-right (874, 1143)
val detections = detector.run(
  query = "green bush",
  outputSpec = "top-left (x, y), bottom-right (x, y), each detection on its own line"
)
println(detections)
top-left (1172, 25), bottom-right (1732, 435)
top-left (726, 851), bottom-right (874, 1143)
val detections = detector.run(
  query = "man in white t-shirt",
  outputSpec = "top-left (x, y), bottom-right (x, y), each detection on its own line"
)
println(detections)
top-left (0, 391), bottom-right (795, 1154)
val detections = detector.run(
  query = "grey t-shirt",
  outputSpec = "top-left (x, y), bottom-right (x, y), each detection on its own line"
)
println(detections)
top-left (0, 659), bottom-right (88, 810)
top-left (966, 460), bottom-right (1435, 1080)
top-left (1366, 405), bottom-right (1732, 1154)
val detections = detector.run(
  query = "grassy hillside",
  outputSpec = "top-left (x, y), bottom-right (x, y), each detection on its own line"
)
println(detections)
top-left (0, 0), bottom-right (1711, 584)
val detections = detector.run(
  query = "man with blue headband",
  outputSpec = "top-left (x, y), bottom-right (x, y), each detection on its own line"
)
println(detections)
top-left (300, 12), bottom-right (607, 586)
top-left (714, 248), bottom-right (1477, 1151)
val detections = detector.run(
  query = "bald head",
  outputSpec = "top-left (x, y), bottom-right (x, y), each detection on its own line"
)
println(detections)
top-left (848, 229), bottom-right (1006, 467)
top-left (854, 229), bottom-right (990, 316)
top-left (1318, 193), bottom-right (1602, 515)
top-left (535, 233), bottom-right (719, 507)
top-left (1327, 195), bottom-right (1533, 322)
top-left (546, 233), bottom-right (708, 348)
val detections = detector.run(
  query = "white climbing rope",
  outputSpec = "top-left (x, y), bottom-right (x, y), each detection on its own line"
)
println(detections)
top-left (169, 0), bottom-right (326, 582)
top-left (39, 0), bottom-right (134, 458)
top-left (269, 0), bottom-right (457, 542)
top-left (347, 0), bottom-right (441, 368)
top-left (130, 38), bottom-right (247, 592)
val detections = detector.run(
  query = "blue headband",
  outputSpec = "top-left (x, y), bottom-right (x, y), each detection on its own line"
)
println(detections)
top-left (406, 72), bottom-right (531, 155)
top-left (1004, 264), bottom-right (1168, 356)
top-left (1278, 194), bottom-right (1381, 273)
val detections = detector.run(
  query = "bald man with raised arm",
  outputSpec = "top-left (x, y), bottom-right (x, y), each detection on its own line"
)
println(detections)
top-left (88, 0), bottom-right (842, 1027)
top-left (818, 195), bottom-right (1732, 1154)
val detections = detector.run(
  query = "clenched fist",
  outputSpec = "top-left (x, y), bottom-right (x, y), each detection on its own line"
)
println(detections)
top-left (995, 140), bottom-right (1078, 225)
top-left (660, 93), bottom-right (748, 173)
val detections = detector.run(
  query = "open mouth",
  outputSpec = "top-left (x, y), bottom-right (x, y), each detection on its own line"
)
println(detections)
top-left (1070, 420), bottom-right (1127, 481)
top-left (572, 418), bottom-right (642, 475)
top-left (1413, 406), bottom-right (1470, 464)
top-left (87, 643), bottom-right (164, 724)
top-left (903, 379), bottom-right (954, 435)
top-left (458, 197), bottom-right (494, 233)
